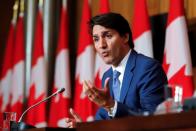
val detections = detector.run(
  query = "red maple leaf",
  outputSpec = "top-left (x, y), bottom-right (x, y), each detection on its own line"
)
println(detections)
top-left (162, 53), bottom-right (194, 99)
top-left (25, 84), bottom-right (46, 125)
top-left (168, 65), bottom-right (194, 99)
top-left (48, 86), bottom-right (70, 127)
top-left (162, 54), bottom-right (170, 74)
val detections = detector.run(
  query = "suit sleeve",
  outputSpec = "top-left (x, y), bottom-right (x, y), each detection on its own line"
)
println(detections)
top-left (95, 108), bottom-right (111, 120)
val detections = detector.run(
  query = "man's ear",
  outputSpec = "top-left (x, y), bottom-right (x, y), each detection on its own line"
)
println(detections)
top-left (123, 33), bottom-right (129, 43)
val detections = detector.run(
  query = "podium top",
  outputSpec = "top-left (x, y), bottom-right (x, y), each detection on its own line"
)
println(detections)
top-left (77, 111), bottom-right (196, 131)
top-left (22, 111), bottom-right (196, 131)
top-left (22, 127), bottom-right (75, 131)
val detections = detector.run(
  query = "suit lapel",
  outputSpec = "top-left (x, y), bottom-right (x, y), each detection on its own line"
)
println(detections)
top-left (120, 50), bottom-right (137, 102)
top-left (103, 68), bottom-right (114, 98)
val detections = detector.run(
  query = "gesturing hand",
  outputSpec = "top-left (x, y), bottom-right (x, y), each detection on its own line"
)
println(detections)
top-left (83, 77), bottom-right (115, 111)
top-left (65, 108), bottom-right (82, 128)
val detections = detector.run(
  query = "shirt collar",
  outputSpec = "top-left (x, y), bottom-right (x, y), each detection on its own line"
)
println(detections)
top-left (112, 49), bottom-right (131, 74)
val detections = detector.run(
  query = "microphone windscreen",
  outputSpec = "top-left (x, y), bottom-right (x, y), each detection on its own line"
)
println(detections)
top-left (59, 88), bottom-right (65, 93)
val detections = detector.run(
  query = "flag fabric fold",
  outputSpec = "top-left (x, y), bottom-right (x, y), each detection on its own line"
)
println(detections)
top-left (99, 0), bottom-right (110, 14)
top-left (0, 15), bottom-right (16, 126)
top-left (162, 0), bottom-right (194, 99)
top-left (48, 0), bottom-right (71, 127)
top-left (132, 0), bottom-right (153, 58)
top-left (73, 0), bottom-right (95, 122)
top-left (10, 12), bottom-right (25, 121)
top-left (25, 8), bottom-right (47, 127)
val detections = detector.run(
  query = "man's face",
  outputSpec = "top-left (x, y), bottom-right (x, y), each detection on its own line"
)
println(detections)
top-left (92, 25), bottom-right (129, 66)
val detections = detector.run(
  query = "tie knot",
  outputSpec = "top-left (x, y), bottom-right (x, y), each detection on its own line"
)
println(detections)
top-left (113, 70), bottom-right (120, 79)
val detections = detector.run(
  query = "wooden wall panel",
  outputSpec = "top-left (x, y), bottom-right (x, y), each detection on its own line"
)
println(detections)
top-left (185, 0), bottom-right (196, 20)
top-left (109, 0), bottom-right (133, 23)
top-left (159, 0), bottom-right (169, 14)
top-left (75, 0), bottom-right (196, 28)
top-left (90, 0), bottom-right (196, 25)
top-left (91, 0), bottom-right (133, 24)
top-left (0, 0), bottom-right (15, 73)
top-left (148, 0), bottom-right (161, 16)
top-left (91, 0), bottom-right (99, 16)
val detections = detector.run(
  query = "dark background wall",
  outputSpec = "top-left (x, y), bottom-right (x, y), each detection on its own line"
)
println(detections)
top-left (0, 0), bottom-right (15, 72)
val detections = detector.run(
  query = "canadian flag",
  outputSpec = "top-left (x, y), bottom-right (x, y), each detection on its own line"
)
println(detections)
top-left (73, 0), bottom-right (95, 122)
top-left (132, 0), bottom-right (153, 58)
top-left (25, 6), bottom-right (47, 127)
top-left (48, 0), bottom-right (71, 127)
top-left (0, 12), bottom-right (16, 125)
top-left (162, 0), bottom-right (194, 99)
top-left (10, 11), bottom-right (25, 121)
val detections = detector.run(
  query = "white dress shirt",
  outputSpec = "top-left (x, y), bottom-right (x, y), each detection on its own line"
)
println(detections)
top-left (108, 49), bottom-right (131, 117)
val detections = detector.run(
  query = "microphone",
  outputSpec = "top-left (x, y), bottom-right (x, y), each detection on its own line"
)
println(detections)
top-left (18, 88), bottom-right (65, 123)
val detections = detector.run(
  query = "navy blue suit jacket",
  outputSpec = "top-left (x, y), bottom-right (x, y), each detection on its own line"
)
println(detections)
top-left (95, 50), bottom-right (168, 120)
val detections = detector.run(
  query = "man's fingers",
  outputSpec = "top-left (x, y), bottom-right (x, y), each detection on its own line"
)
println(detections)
top-left (66, 108), bottom-right (82, 128)
top-left (83, 80), bottom-right (88, 93)
top-left (65, 118), bottom-right (72, 123)
top-left (83, 80), bottom-right (93, 94)
top-left (69, 108), bottom-right (82, 122)
top-left (66, 121), bottom-right (74, 128)
top-left (86, 80), bottom-right (93, 88)
top-left (104, 77), bottom-right (110, 91)
top-left (87, 80), bottom-right (99, 94)
top-left (83, 80), bottom-right (88, 89)
top-left (83, 80), bottom-right (97, 96)
top-left (65, 117), bottom-right (75, 128)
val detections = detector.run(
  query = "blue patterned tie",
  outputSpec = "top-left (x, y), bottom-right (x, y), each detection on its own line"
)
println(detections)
top-left (113, 70), bottom-right (121, 101)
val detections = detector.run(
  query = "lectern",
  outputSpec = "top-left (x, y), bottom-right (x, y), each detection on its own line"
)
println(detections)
top-left (22, 111), bottom-right (196, 131)
top-left (22, 127), bottom-right (75, 131)
top-left (77, 111), bottom-right (196, 131)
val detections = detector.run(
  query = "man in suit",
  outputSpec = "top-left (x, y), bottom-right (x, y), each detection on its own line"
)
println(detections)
top-left (66, 12), bottom-right (168, 127)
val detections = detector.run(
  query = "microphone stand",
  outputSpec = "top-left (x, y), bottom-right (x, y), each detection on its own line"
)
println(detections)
top-left (11, 88), bottom-right (65, 131)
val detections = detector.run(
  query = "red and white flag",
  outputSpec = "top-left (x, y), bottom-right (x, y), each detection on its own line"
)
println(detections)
top-left (10, 11), bottom-right (25, 121)
top-left (0, 13), bottom-right (16, 125)
top-left (48, 0), bottom-right (71, 127)
top-left (163, 0), bottom-right (194, 99)
top-left (132, 0), bottom-right (153, 58)
top-left (26, 6), bottom-right (47, 127)
top-left (73, 0), bottom-right (95, 122)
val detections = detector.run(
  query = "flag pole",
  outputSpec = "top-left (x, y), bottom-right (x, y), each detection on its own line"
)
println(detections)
top-left (13, 0), bottom-right (19, 24)
top-left (20, 0), bottom-right (24, 14)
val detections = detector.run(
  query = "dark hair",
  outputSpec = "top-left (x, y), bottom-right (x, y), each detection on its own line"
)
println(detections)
top-left (88, 12), bottom-right (134, 49)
